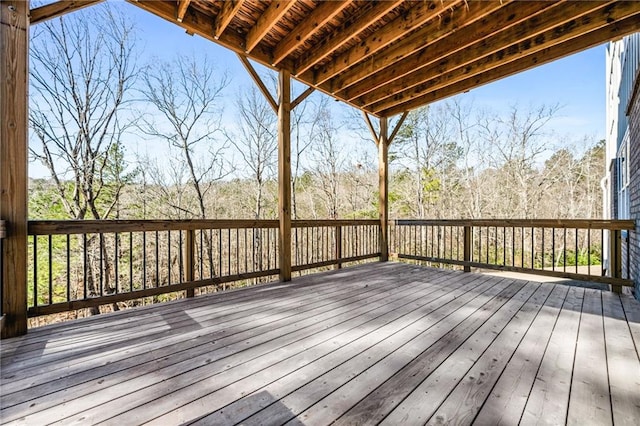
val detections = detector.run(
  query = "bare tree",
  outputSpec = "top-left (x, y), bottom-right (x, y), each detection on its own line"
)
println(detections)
top-left (140, 55), bottom-right (231, 220)
top-left (395, 104), bottom-right (462, 218)
top-left (477, 103), bottom-right (560, 218)
top-left (310, 98), bottom-right (343, 219)
top-left (227, 85), bottom-right (278, 220)
top-left (29, 5), bottom-right (138, 311)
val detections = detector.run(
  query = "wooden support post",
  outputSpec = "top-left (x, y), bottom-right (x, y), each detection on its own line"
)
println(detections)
top-left (463, 225), bottom-right (472, 272)
top-left (278, 69), bottom-right (292, 282)
top-left (1, 0), bottom-right (29, 338)
top-left (379, 117), bottom-right (389, 262)
top-left (334, 225), bottom-right (342, 270)
top-left (609, 229), bottom-right (622, 293)
top-left (184, 229), bottom-right (195, 297)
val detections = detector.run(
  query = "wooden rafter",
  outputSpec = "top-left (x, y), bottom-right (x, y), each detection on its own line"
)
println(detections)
top-left (371, 0), bottom-right (628, 113)
top-left (176, 0), bottom-right (191, 22)
top-left (351, 0), bottom-right (563, 105)
top-left (379, 11), bottom-right (640, 117)
top-left (30, 0), bottom-right (103, 24)
top-left (302, 0), bottom-right (465, 86)
top-left (245, 0), bottom-right (295, 53)
top-left (294, 0), bottom-right (403, 76)
top-left (237, 54), bottom-right (278, 113)
top-left (214, 0), bottom-right (243, 39)
top-left (334, 0), bottom-right (519, 100)
top-left (272, 0), bottom-right (352, 66)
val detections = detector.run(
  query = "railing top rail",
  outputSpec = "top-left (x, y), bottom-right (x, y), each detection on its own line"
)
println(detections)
top-left (28, 219), bottom-right (280, 235)
top-left (293, 219), bottom-right (379, 227)
top-left (393, 219), bottom-right (636, 230)
top-left (28, 218), bottom-right (382, 235)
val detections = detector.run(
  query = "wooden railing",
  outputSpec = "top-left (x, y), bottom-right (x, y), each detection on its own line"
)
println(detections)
top-left (391, 219), bottom-right (635, 290)
top-left (27, 219), bottom-right (381, 318)
top-left (292, 220), bottom-right (380, 272)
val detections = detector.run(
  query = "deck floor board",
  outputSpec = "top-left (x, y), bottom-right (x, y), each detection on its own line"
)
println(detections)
top-left (1, 263), bottom-right (639, 426)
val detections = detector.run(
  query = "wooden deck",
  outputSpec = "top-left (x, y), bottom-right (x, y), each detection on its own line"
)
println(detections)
top-left (1, 262), bottom-right (639, 425)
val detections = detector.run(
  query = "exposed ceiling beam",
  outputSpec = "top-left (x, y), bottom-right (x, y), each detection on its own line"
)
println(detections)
top-left (351, 0), bottom-right (565, 106)
top-left (30, 0), bottom-right (103, 24)
top-left (301, 0), bottom-right (465, 86)
top-left (176, 0), bottom-right (191, 22)
top-left (379, 12), bottom-right (640, 117)
top-left (293, 0), bottom-right (403, 75)
top-left (371, 0), bottom-right (626, 113)
top-left (335, 0), bottom-right (524, 100)
top-left (271, 0), bottom-right (352, 66)
top-left (214, 0), bottom-right (243, 39)
top-left (245, 0), bottom-right (295, 53)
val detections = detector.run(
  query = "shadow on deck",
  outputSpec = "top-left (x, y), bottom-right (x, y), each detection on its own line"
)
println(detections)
top-left (1, 262), bottom-right (639, 425)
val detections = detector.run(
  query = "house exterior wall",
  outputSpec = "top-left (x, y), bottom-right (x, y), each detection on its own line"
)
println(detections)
top-left (605, 33), bottom-right (640, 297)
top-left (627, 75), bottom-right (640, 295)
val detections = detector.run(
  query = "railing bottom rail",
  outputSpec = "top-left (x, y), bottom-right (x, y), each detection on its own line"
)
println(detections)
top-left (397, 254), bottom-right (633, 287)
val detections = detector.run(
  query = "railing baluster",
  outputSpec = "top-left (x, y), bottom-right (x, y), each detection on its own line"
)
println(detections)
top-left (83, 234), bottom-right (87, 299)
top-left (99, 233), bottom-right (104, 297)
top-left (587, 228), bottom-right (591, 276)
top-left (129, 232), bottom-right (133, 292)
top-left (33, 236), bottom-right (38, 306)
top-left (48, 235), bottom-right (53, 304)
top-left (114, 232), bottom-right (119, 295)
top-left (563, 228), bottom-right (567, 273)
top-left (227, 228), bottom-right (231, 276)
top-left (155, 231), bottom-right (159, 286)
top-left (66, 234), bottom-right (71, 301)
top-left (552, 228), bottom-right (556, 272)
top-left (575, 227), bottom-right (579, 274)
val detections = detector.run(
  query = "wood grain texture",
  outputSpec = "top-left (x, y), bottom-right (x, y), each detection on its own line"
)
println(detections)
top-left (278, 68), bottom-right (292, 281)
top-left (2, 264), bottom-right (640, 425)
top-left (567, 289), bottom-right (613, 426)
top-left (378, 117), bottom-right (389, 261)
top-left (601, 291), bottom-right (640, 425)
top-left (1, 0), bottom-right (29, 338)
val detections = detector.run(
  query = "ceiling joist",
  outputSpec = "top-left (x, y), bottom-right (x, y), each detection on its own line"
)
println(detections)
top-left (379, 12), bottom-right (640, 117)
top-left (214, 0), bottom-right (243, 39)
top-left (370, 0), bottom-right (632, 113)
top-left (245, 1), bottom-right (295, 53)
top-left (334, 0), bottom-right (524, 100)
top-left (272, 0), bottom-right (352, 66)
top-left (176, 0), bottom-right (191, 22)
top-left (293, 0), bottom-right (404, 75)
top-left (304, 0), bottom-right (466, 86)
